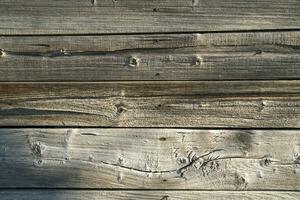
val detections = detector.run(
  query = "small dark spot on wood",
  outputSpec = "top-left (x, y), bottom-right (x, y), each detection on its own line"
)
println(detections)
top-left (35, 44), bottom-right (50, 47)
top-left (153, 8), bottom-right (159, 12)
top-left (80, 132), bottom-right (97, 136)
top-left (118, 157), bottom-right (124, 165)
top-left (254, 50), bottom-right (263, 55)
top-left (260, 156), bottom-right (272, 166)
top-left (89, 155), bottom-right (95, 162)
top-left (162, 179), bottom-right (167, 182)
top-left (34, 159), bottom-right (43, 167)
top-left (257, 100), bottom-right (265, 112)
top-left (177, 157), bottom-right (187, 164)
top-left (155, 72), bottom-right (160, 76)
top-left (161, 195), bottom-right (169, 200)
top-left (91, 0), bottom-right (97, 5)
top-left (117, 172), bottom-right (123, 183)
top-left (117, 106), bottom-right (125, 113)
top-left (235, 131), bottom-right (252, 152)
top-left (159, 137), bottom-right (167, 141)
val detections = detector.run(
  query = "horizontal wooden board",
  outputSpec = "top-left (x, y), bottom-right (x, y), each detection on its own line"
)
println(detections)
top-left (0, 129), bottom-right (299, 189)
top-left (0, 31), bottom-right (300, 81)
top-left (0, 190), bottom-right (299, 200)
top-left (0, 81), bottom-right (300, 127)
top-left (0, 0), bottom-right (300, 34)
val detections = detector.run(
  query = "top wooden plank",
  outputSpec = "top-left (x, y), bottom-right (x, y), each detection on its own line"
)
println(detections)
top-left (0, 0), bottom-right (299, 35)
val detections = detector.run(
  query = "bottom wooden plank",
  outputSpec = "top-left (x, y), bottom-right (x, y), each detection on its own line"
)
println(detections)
top-left (0, 190), bottom-right (299, 200)
top-left (0, 129), bottom-right (299, 190)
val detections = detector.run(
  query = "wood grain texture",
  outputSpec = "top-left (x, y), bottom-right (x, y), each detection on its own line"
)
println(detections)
top-left (0, 0), bottom-right (299, 34)
top-left (0, 129), bottom-right (299, 189)
top-left (0, 31), bottom-right (300, 81)
top-left (0, 81), bottom-right (300, 127)
top-left (0, 190), bottom-right (299, 200)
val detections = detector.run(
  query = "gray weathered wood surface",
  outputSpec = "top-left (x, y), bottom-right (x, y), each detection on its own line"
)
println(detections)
top-left (1, 0), bottom-right (299, 197)
top-left (0, 81), bottom-right (299, 127)
top-left (0, 0), bottom-right (299, 35)
top-left (0, 190), bottom-right (299, 200)
top-left (0, 31), bottom-right (299, 81)
top-left (0, 129), bottom-right (299, 189)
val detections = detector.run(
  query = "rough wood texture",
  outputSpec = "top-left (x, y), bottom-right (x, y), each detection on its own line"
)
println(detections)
top-left (0, 190), bottom-right (299, 200)
top-left (0, 0), bottom-right (299, 34)
top-left (0, 31), bottom-right (299, 81)
top-left (0, 129), bottom-right (299, 189)
top-left (0, 81), bottom-right (300, 127)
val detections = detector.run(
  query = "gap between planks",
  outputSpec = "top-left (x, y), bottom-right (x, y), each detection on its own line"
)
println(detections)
top-left (0, 190), bottom-right (299, 200)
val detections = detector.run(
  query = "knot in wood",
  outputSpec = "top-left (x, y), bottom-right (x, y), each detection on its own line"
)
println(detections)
top-left (234, 173), bottom-right (248, 189)
top-left (115, 103), bottom-right (127, 114)
top-left (0, 49), bottom-right (6, 57)
top-left (161, 195), bottom-right (169, 200)
top-left (193, 56), bottom-right (202, 66)
top-left (177, 157), bottom-right (188, 165)
top-left (60, 49), bottom-right (69, 56)
top-left (128, 56), bottom-right (139, 67)
top-left (259, 155), bottom-right (272, 166)
top-left (33, 159), bottom-right (44, 167)
top-left (31, 142), bottom-right (45, 157)
top-left (153, 8), bottom-right (159, 12)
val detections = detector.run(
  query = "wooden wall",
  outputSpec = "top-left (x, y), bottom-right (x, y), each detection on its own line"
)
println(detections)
top-left (0, 0), bottom-right (299, 199)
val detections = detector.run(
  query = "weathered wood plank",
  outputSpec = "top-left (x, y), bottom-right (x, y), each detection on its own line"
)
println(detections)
top-left (0, 190), bottom-right (299, 200)
top-left (0, 32), bottom-right (299, 81)
top-left (0, 0), bottom-right (299, 34)
top-left (0, 81), bottom-right (300, 127)
top-left (0, 129), bottom-right (299, 189)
